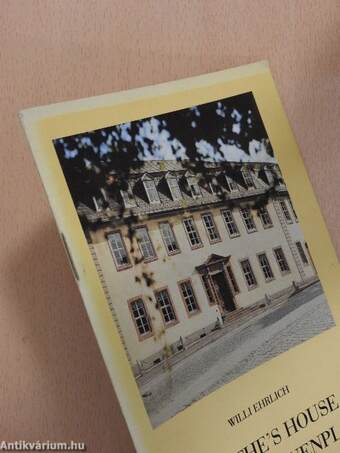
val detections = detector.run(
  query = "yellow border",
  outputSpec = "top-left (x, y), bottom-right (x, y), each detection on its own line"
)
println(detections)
top-left (21, 62), bottom-right (340, 453)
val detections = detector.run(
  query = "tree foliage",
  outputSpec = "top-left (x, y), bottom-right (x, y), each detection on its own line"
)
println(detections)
top-left (53, 92), bottom-right (273, 207)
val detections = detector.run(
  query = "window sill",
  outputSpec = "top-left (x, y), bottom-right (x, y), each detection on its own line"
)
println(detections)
top-left (279, 270), bottom-right (291, 276)
top-left (116, 264), bottom-right (133, 272)
top-left (143, 257), bottom-right (158, 264)
top-left (209, 238), bottom-right (222, 245)
top-left (164, 319), bottom-right (180, 329)
top-left (246, 284), bottom-right (258, 291)
top-left (137, 331), bottom-right (154, 342)
top-left (187, 309), bottom-right (201, 318)
top-left (229, 233), bottom-right (241, 239)
top-left (167, 250), bottom-right (181, 256)
top-left (262, 224), bottom-right (274, 229)
top-left (190, 243), bottom-right (204, 251)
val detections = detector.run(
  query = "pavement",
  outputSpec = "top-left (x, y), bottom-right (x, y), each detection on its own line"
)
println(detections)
top-left (139, 282), bottom-right (335, 428)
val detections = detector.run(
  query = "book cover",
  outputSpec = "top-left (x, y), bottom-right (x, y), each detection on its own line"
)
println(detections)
top-left (20, 62), bottom-right (340, 453)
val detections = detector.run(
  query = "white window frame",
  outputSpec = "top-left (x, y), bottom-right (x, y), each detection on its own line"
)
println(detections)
top-left (240, 207), bottom-right (257, 233)
top-left (183, 217), bottom-right (202, 248)
top-left (155, 289), bottom-right (177, 325)
top-left (240, 259), bottom-right (257, 289)
top-left (273, 247), bottom-right (290, 274)
top-left (129, 298), bottom-right (152, 339)
top-left (107, 231), bottom-right (131, 270)
top-left (221, 209), bottom-right (240, 238)
top-left (225, 175), bottom-right (238, 192)
top-left (258, 252), bottom-right (274, 281)
top-left (296, 241), bottom-right (309, 265)
top-left (120, 184), bottom-right (136, 208)
top-left (179, 280), bottom-right (200, 314)
top-left (92, 196), bottom-right (101, 212)
top-left (258, 206), bottom-right (273, 228)
top-left (159, 222), bottom-right (180, 255)
top-left (201, 212), bottom-right (220, 243)
top-left (167, 177), bottom-right (182, 201)
top-left (143, 179), bottom-right (160, 204)
top-left (209, 182), bottom-right (216, 194)
top-left (242, 169), bottom-right (255, 189)
top-left (135, 226), bottom-right (157, 262)
top-left (187, 176), bottom-right (202, 198)
top-left (279, 199), bottom-right (293, 223)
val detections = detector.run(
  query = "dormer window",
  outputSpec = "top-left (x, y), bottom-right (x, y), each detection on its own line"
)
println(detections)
top-left (225, 175), bottom-right (238, 192)
top-left (209, 182), bottom-right (216, 194)
top-left (242, 169), bottom-right (255, 189)
top-left (120, 184), bottom-right (136, 208)
top-left (209, 176), bottom-right (219, 194)
top-left (92, 188), bottom-right (108, 212)
top-left (275, 167), bottom-right (285, 186)
top-left (143, 178), bottom-right (160, 204)
top-left (92, 196), bottom-right (103, 212)
top-left (166, 175), bottom-right (182, 201)
top-left (187, 176), bottom-right (201, 198)
top-left (264, 166), bottom-right (275, 185)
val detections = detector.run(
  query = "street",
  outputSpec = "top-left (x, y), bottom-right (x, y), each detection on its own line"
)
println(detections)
top-left (139, 282), bottom-right (335, 427)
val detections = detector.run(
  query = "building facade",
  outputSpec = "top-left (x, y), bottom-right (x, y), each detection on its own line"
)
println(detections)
top-left (78, 160), bottom-right (317, 375)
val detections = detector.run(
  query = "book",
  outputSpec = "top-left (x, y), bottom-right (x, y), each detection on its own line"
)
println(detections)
top-left (20, 61), bottom-right (340, 453)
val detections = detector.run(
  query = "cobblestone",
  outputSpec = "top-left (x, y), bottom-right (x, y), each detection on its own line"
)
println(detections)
top-left (139, 282), bottom-right (335, 427)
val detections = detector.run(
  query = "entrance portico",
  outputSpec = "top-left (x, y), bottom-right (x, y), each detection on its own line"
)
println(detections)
top-left (196, 254), bottom-right (237, 314)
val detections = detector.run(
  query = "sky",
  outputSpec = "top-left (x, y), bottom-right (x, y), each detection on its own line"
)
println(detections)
top-left (130, 116), bottom-right (277, 164)
top-left (58, 95), bottom-right (278, 165)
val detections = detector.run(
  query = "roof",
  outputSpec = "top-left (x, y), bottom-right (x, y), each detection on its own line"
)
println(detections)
top-left (77, 159), bottom-right (286, 225)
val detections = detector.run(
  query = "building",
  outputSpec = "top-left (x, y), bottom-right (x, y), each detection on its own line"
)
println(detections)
top-left (78, 160), bottom-right (317, 376)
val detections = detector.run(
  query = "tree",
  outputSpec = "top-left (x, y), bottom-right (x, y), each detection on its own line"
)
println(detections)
top-left (53, 92), bottom-right (273, 208)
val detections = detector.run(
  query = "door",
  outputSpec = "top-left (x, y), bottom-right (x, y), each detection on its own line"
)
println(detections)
top-left (211, 271), bottom-right (236, 312)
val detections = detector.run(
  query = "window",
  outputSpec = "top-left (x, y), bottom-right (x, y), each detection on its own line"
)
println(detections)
top-left (120, 184), bottom-right (136, 208)
top-left (225, 175), bottom-right (238, 191)
top-left (143, 179), bottom-right (160, 204)
top-left (258, 206), bottom-right (273, 228)
top-left (279, 200), bottom-right (292, 223)
top-left (289, 199), bottom-right (298, 221)
top-left (226, 265), bottom-right (240, 294)
top-left (240, 207), bottom-right (257, 233)
top-left (201, 275), bottom-right (216, 304)
top-left (92, 196), bottom-right (102, 212)
top-left (155, 289), bottom-right (177, 325)
top-left (201, 213), bottom-right (220, 243)
top-left (129, 298), bottom-right (152, 337)
top-left (167, 177), bottom-right (182, 201)
top-left (187, 176), bottom-right (202, 198)
top-left (92, 188), bottom-right (109, 212)
top-left (221, 209), bottom-right (240, 237)
top-left (274, 247), bottom-right (290, 273)
top-left (183, 218), bottom-right (202, 248)
top-left (242, 170), bottom-right (255, 188)
top-left (135, 227), bottom-right (157, 261)
top-left (258, 253), bottom-right (274, 281)
top-left (179, 280), bottom-right (199, 314)
top-left (209, 176), bottom-right (218, 194)
top-left (296, 241), bottom-right (308, 265)
top-left (159, 222), bottom-right (180, 255)
top-left (240, 259), bottom-right (257, 289)
top-left (209, 181), bottom-right (216, 194)
top-left (107, 232), bottom-right (130, 270)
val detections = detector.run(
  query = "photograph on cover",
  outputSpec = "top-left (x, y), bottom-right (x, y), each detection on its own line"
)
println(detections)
top-left (53, 92), bottom-right (335, 428)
